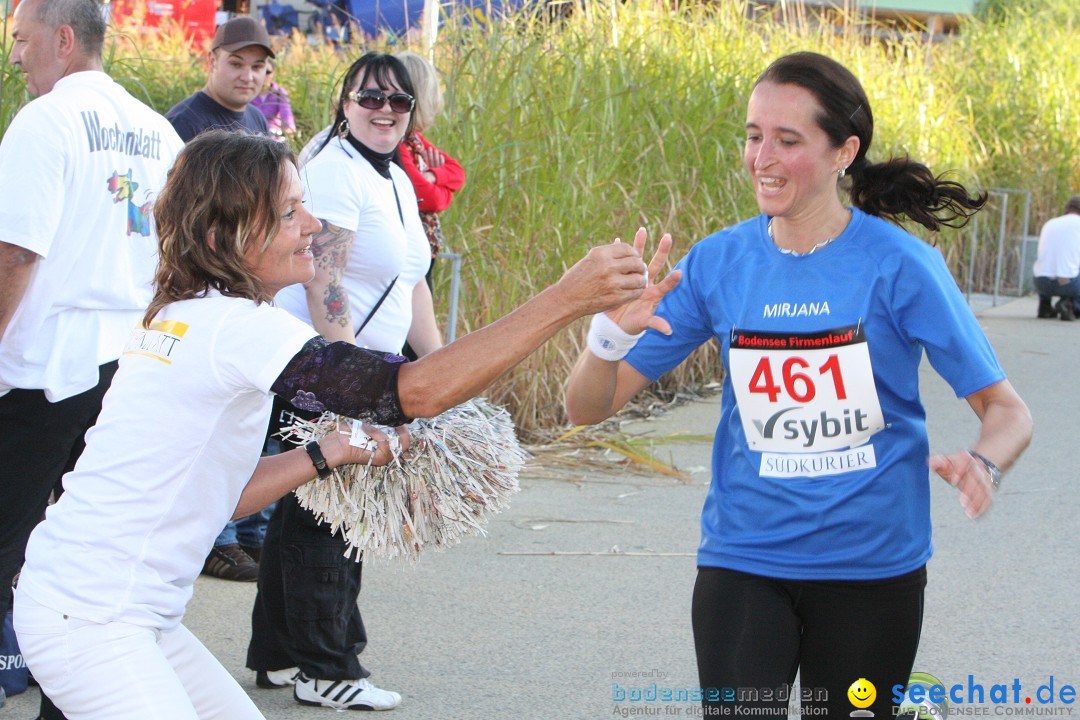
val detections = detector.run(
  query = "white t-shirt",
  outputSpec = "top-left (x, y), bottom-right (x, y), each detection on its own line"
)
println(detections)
top-left (0, 71), bottom-right (183, 401)
top-left (18, 294), bottom-right (317, 629)
top-left (1033, 213), bottom-right (1080, 279)
top-left (275, 137), bottom-right (430, 352)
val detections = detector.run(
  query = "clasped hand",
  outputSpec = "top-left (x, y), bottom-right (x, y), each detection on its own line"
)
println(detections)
top-left (560, 227), bottom-right (682, 321)
top-left (606, 227), bottom-right (683, 336)
top-left (321, 422), bottom-right (412, 469)
top-left (420, 146), bottom-right (445, 169)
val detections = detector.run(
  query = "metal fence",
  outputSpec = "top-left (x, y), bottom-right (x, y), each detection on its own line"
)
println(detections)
top-left (955, 187), bottom-right (1035, 306)
top-left (436, 250), bottom-right (462, 342)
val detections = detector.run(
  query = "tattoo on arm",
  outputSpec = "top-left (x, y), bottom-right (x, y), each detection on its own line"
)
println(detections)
top-left (310, 221), bottom-right (355, 329)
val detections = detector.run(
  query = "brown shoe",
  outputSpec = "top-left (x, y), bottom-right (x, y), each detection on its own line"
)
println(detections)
top-left (202, 543), bottom-right (259, 581)
top-left (241, 543), bottom-right (262, 564)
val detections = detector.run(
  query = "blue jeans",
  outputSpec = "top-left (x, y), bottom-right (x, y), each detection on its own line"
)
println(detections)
top-left (214, 506), bottom-right (275, 549)
top-left (1034, 275), bottom-right (1080, 309)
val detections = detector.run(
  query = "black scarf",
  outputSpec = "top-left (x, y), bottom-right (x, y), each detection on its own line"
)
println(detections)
top-left (343, 133), bottom-right (398, 179)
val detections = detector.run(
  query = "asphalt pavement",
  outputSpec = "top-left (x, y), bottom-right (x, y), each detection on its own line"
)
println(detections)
top-left (5, 294), bottom-right (1077, 719)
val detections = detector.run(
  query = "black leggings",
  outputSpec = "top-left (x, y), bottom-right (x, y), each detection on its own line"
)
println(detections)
top-left (692, 565), bottom-right (926, 718)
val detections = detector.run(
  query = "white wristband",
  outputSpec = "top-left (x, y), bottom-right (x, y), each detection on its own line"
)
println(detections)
top-left (586, 312), bottom-right (645, 362)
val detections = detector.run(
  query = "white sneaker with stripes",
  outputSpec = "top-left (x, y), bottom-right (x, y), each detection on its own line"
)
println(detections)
top-left (294, 674), bottom-right (402, 711)
top-left (256, 667), bottom-right (300, 688)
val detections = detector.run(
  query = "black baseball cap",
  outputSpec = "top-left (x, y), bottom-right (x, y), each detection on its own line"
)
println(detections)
top-left (210, 16), bottom-right (275, 58)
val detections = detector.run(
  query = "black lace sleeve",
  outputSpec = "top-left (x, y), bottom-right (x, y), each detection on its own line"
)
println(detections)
top-left (270, 337), bottom-right (411, 426)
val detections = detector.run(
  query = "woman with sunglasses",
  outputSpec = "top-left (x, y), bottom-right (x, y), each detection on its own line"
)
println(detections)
top-left (246, 52), bottom-right (439, 711)
top-left (565, 52), bottom-right (1032, 717)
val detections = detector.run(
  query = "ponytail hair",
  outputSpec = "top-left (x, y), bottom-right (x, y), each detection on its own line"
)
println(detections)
top-left (848, 157), bottom-right (986, 231)
top-left (756, 52), bottom-right (986, 231)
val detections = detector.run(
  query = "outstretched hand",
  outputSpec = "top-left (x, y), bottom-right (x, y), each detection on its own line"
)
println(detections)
top-left (928, 450), bottom-right (994, 519)
top-left (556, 228), bottom-right (681, 321)
top-left (607, 228), bottom-right (682, 335)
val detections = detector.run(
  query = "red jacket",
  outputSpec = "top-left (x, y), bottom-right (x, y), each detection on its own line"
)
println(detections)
top-left (398, 132), bottom-right (466, 213)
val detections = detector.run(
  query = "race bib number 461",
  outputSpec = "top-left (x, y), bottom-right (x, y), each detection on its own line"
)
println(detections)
top-left (729, 324), bottom-right (885, 454)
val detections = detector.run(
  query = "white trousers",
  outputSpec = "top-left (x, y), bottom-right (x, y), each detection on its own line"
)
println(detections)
top-left (13, 591), bottom-right (263, 720)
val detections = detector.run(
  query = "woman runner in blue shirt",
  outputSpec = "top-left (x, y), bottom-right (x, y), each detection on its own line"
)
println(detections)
top-left (565, 52), bottom-right (1032, 718)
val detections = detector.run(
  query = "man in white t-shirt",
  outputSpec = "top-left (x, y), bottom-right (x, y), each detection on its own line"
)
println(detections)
top-left (0, 2), bottom-right (182, 716)
top-left (1033, 195), bottom-right (1080, 321)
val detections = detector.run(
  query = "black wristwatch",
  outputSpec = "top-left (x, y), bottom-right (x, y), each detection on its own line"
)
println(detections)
top-left (305, 440), bottom-right (333, 480)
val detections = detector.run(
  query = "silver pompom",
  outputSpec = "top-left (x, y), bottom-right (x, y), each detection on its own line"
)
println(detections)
top-left (281, 398), bottom-right (526, 563)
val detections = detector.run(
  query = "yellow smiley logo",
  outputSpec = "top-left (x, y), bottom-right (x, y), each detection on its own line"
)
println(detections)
top-left (848, 678), bottom-right (877, 709)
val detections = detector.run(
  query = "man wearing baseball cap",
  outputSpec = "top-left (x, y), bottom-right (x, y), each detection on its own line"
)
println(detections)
top-left (165, 16), bottom-right (275, 142)
top-left (166, 16), bottom-right (277, 582)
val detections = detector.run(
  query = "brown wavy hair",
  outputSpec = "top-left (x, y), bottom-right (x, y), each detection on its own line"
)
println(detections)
top-left (143, 130), bottom-right (295, 327)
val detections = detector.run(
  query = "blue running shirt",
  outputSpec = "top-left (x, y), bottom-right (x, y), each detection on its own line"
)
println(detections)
top-left (626, 209), bottom-right (1005, 579)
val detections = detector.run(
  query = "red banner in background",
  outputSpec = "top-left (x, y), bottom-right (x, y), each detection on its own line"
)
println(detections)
top-left (110, 0), bottom-right (218, 44)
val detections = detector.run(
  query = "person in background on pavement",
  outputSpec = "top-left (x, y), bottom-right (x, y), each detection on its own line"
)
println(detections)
top-left (251, 57), bottom-right (296, 143)
top-left (13, 129), bottom-right (662, 720)
top-left (167, 14), bottom-right (276, 582)
top-left (394, 51), bottom-right (465, 289)
top-left (166, 15), bottom-right (271, 143)
top-left (0, 0), bottom-right (183, 718)
top-left (1032, 195), bottom-right (1080, 321)
top-left (564, 51), bottom-right (1032, 720)
top-left (245, 52), bottom-right (438, 713)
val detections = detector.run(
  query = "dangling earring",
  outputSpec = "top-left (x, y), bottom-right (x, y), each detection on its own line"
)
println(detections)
top-left (837, 166), bottom-right (847, 180)
top-left (337, 118), bottom-right (351, 138)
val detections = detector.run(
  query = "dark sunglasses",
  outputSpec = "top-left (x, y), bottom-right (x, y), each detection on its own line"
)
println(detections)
top-left (347, 89), bottom-right (415, 114)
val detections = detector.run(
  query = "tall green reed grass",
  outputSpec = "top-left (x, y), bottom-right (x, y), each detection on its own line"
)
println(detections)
top-left (1, 0), bottom-right (1077, 432)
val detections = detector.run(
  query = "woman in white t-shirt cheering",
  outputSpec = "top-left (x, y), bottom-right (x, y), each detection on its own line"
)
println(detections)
top-left (13, 130), bottom-right (665, 720)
